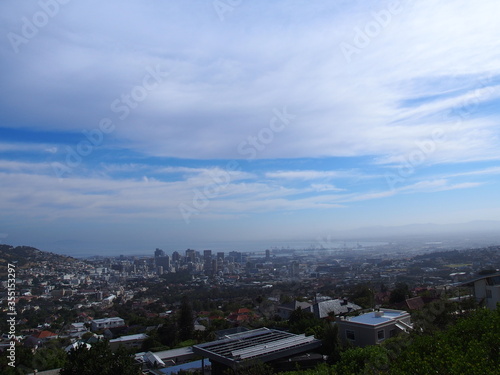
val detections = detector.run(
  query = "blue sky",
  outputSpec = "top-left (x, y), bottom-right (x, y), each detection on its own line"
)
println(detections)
top-left (1, 0), bottom-right (500, 255)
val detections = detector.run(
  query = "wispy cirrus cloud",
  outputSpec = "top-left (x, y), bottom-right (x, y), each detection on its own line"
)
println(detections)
top-left (1, 1), bottom-right (500, 251)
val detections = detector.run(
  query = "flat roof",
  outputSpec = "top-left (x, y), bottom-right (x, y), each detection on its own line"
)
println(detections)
top-left (458, 272), bottom-right (500, 286)
top-left (109, 333), bottom-right (148, 342)
top-left (192, 328), bottom-right (321, 368)
top-left (92, 317), bottom-right (124, 323)
top-left (147, 346), bottom-right (194, 361)
top-left (345, 310), bottom-right (408, 326)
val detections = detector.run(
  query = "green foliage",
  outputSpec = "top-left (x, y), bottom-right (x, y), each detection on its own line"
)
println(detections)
top-left (0, 344), bottom-right (34, 375)
top-left (32, 346), bottom-right (67, 371)
top-left (411, 298), bottom-right (476, 333)
top-left (320, 324), bottom-right (341, 363)
top-left (388, 307), bottom-right (500, 375)
top-left (224, 361), bottom-right (275, 375)
top-left (60, 340), bottom-right (140, 375)
top-left (285, 363), bottom-right (336, 375)
top-left (288, 308), bottom-right (324, 335)
top-left (176, 339), bottom-right (196, 348)
top-left (350, 284), bottom-right (374, 309)
top-left (389, 283), bottom-right (409, 304)
top-left (282, 307), bottom-right (500, 375)
top-left (178, 295), bottom-right (194, 341)
top-left (157, 319), bottom-right (178, 347)
top-left (160, 270), bottom-right (192, 284)
top-left (141, 334), bottom-right (163, 351)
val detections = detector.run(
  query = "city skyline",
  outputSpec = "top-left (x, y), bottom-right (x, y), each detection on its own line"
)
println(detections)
top-left (1, 1), bottom-right (500, 254)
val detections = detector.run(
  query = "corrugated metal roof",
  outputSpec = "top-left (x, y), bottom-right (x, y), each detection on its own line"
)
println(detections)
top-left (192, 328), bottom-right (321, 368)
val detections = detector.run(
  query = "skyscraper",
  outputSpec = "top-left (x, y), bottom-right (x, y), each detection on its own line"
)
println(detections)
top-left (154, 248), bottom-right (165, 257)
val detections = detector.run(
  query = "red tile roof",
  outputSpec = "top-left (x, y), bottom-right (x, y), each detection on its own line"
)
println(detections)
top-left (33, 330), bottom-right (57, 339)
top-left (406, 296), bottom-right (425, 310)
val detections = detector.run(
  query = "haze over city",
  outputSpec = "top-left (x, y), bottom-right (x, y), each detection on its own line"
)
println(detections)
top-left (1, 1), bottom-right (500, 255)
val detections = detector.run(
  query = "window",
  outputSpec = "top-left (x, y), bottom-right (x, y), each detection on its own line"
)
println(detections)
top-left (346, 330), bottom-right (355, 341)
top-left (486, 289), bottom-right (492, 299)
top-left (377, 330), bottom-right (385, 341)
top-left (389, 329), bottom-right (396, 338)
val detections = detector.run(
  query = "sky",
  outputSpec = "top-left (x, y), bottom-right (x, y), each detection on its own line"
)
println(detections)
top-left (1, 0), bottom-right (500, 255)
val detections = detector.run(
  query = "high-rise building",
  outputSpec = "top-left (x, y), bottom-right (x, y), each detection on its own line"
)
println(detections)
top-left (204, 250), bottom-right (212, 273)
top-left (172, 251), bottom-right (181, 263)
top-left (217, 252), bottom-right (225, 261)
top-left (211, 259), bottom-right (218, 275)
top-left (156, 255), bottom-right (170, 269)
top-left (155, 248), bottom-right (165, 257)
top-left (185, 249), bottom-right (196, 263)
top-left (290, 261), bottom-right (299, 278)
top-left (229, 251), bottom-right (242, 263)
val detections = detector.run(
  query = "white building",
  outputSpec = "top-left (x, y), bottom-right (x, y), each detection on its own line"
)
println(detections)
top-left (90, 317), bottom-right (125, 331)
top-left (459, 272), bottom-right (500, 310)
top-left (336, 309), bottom-right (412, 347)
top-left (109, 333), bottom-right (148, 351)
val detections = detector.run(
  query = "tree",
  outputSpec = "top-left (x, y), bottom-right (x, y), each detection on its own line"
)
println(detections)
top-left (32, 346), bottom-right (67, 371)
top-left (320, 324), bottom-right (341, 363)
top-left (178, 295), bottom-right (194, 342)
top-left (225, 361), bottom-right (275, 375)
top-left (389, 283), bottom-right (410, 304)
top-left (157, 319), bottom-right (178, 347)
top-left (0, 344), bottom-right (33, 375)
top-left (350, 284), bottom-right (374, 309)
top-left (389, 308), bottom-right (500, 375)
top-left (60, 340), bottom-right (140, 375)
top-left (288, 308), bottom-right (324, 335)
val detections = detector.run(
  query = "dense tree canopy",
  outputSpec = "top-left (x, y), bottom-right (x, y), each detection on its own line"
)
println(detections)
top-left (60, 340), bottom-right (140, 375)
top-left (285, 307), bottom-right (500, 375)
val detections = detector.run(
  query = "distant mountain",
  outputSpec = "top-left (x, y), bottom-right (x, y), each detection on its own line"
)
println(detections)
top-left (0, 244), bottom-right (79, 275)
top-left (329, 220), bottom-right (500, 240)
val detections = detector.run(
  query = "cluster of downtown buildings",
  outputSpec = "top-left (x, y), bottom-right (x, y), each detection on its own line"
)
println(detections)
top-left (1, 244), bottom-right (499, 374)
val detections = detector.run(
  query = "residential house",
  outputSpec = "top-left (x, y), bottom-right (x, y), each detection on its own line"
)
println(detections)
top-left (227, 308), bottom-right (254, 324)
top-left (336, 308), bottom-right (412, 347)
top-left (90, 317), bottom-right (125, 332)
top-left (304, 298), bottom-right (361, 319)
top-left (25, 330), bottom-right (58, 348)
top-left (109, 333), bottom-right (148, 351)
top-left (459, 272), bottom-right (500, 310)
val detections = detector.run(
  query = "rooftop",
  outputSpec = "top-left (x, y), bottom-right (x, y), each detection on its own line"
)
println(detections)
top-left (109, 333), bottom-right (148, 342)
top-left (459, 272), bottom-right (500, 287)
top-left (342, 309), bottom-right (409, 326)
top-left (192, 328), bottom-right (321, 368)
top-left (92, 317), bottom-right (124, 323)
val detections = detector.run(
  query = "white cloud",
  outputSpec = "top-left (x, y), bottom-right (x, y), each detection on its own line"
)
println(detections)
top-left (1, 1), bottom-right (500, 164)
top-left (1, 1), bottom-right (500, 249)
top-left (266, 170), bottom-right (341, 180)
